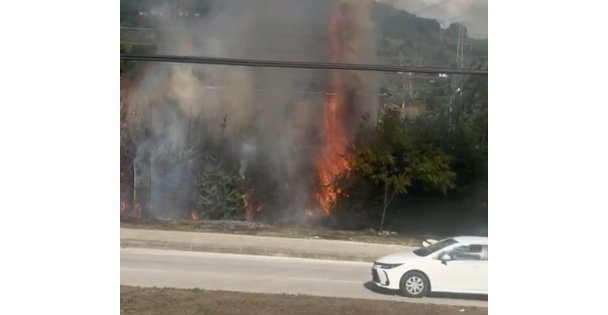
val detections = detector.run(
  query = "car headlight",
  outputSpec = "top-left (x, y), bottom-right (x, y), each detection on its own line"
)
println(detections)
top-left (374, 263), bottom-right (403, 269)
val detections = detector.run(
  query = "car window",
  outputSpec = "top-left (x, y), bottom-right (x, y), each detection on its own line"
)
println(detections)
top-left (413, 238), bottom-right (457, 257)
top-left (450, 244), bottom-right (484, 261)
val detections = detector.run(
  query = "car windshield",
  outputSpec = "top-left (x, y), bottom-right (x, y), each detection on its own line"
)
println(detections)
top-left (413, 238), bottom-right (458, 257)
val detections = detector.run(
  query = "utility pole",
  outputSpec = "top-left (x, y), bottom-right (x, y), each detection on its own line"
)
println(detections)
top-left (449, 23), bottom-right (466, 132)
top-left (398, 51), bottom-right (406, 109)
top-left (172, 0), bottom-right (178, 23)
top-left (456, 24), bottom-right (465, 70)
top-left (407, 56), bottom-right (423, 103)
top-left (398, 52), bottom-right (422, 109)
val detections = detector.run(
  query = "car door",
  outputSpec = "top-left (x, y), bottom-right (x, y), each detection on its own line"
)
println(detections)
top-left (432, 244), bottom-right (486, 293)
top-left (475, 245), bottom-right (488, 293)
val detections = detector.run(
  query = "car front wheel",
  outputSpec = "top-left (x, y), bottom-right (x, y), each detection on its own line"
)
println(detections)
top-left (400, 271), bottom-right (430, 298)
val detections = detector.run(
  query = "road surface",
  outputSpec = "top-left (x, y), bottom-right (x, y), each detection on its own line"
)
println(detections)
top-left (121, 247), bottom-right (488, 307)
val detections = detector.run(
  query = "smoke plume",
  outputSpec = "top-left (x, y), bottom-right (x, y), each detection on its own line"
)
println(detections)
top-left (125, 0), bottom-right (379, 223)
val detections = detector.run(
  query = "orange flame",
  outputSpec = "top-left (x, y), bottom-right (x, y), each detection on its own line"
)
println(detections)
top-left (314, 92), bottom-right (351, 214)
top-left (190, 210), bottom-right (199, 221)
top-left (120, 201), bottom-right (127, 215)
top-left (313, 3), bottom-right (353, 215)
top-left (243, 192), bottom-right (262, 222)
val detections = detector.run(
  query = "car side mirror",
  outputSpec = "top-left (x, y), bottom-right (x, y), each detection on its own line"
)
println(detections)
top-left (422, 239), bottom-right (438, 247)
top-left (440, 253), bottom-right (452, 265)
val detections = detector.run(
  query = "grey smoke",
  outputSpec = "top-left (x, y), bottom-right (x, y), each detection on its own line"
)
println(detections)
top-left (239, 137), bottom-right (257, 179)
top-left (128, 0), bottom-right (378, 222)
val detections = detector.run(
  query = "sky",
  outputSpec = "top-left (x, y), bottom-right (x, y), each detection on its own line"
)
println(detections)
top-left (376, 0), bottom-right (488, 39)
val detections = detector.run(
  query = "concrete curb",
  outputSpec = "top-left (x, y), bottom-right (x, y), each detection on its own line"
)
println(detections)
top-left (121, 228), bottom-right (416, 262)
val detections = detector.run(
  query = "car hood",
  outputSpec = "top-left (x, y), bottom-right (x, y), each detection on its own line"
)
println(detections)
top-left (375, 251), bottom-right (420, 264)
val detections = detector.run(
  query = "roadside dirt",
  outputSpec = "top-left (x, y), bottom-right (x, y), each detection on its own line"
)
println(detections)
top-left (120, 218), bottom-right (436, 246)
top-left (120, 286), bottom-right (488, 315)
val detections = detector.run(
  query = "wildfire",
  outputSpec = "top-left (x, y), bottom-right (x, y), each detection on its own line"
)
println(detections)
top-left (243, 192), bottom-right (262, 222)
top-left (314, 92), bottom-right (351, 214)
top-left (313, 1), bottom-right (354, 215)
top-left (120, 201), bottom-right (127, 216)
top-left (190, 210), bottom-right (199, 221)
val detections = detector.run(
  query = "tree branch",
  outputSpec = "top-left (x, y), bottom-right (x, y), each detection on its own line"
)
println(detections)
top-left (386, 189), bottom-right (397, 209)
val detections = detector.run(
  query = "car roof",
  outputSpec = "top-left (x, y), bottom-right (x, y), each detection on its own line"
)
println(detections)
top-left (452, 236), bottom-right (488, 245)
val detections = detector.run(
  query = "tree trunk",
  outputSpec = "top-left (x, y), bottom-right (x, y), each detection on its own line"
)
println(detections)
top-left (379, 180), bottom-right (389, 232)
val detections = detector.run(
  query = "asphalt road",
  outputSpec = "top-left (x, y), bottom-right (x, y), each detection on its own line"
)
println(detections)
top-left (121, 247), bottom-right (488, 307)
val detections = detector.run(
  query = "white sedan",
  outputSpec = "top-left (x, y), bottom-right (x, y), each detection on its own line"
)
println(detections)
top-left (371, 236), bottom-right (488, 298)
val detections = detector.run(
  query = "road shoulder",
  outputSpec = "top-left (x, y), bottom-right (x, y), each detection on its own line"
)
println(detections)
top-left (121, 227), bottom-right (415, 262)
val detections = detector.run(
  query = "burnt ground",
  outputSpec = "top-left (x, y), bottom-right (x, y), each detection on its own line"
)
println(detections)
top-left (120, 217), bottom-right (440, 246)
top-left (120, 286), bottom-right (488, 315)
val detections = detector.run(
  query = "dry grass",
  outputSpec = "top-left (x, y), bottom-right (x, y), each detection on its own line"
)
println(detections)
top-left (120, 286), bottom-right (487, 315)
top-left (120, 218), bottom-right (437, 246)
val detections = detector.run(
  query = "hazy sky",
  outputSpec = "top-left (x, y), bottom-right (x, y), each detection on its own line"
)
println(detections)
top-left (376, 0), bottom-right (488, 38)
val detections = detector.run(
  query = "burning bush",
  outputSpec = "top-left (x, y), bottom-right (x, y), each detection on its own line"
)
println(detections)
top-left (119, 0), bottom-right (486, 233)
top-left (195, 159), bottom-right (245, 221)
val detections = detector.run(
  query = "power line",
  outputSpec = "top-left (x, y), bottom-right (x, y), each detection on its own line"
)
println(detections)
top-left (120, 41), bottom-right (157, 47)
top-left (120, 54), bottom-right (488, 75)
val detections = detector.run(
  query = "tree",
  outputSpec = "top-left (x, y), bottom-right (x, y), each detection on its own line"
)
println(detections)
top-left (348, 110), bottom-right (456, 232)
top-left (442, 72), bottom-right (488, 186)
top-left (196, 155), bottom-right (246, 220)
top-left (354, 112), bottom-right (410, 232)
